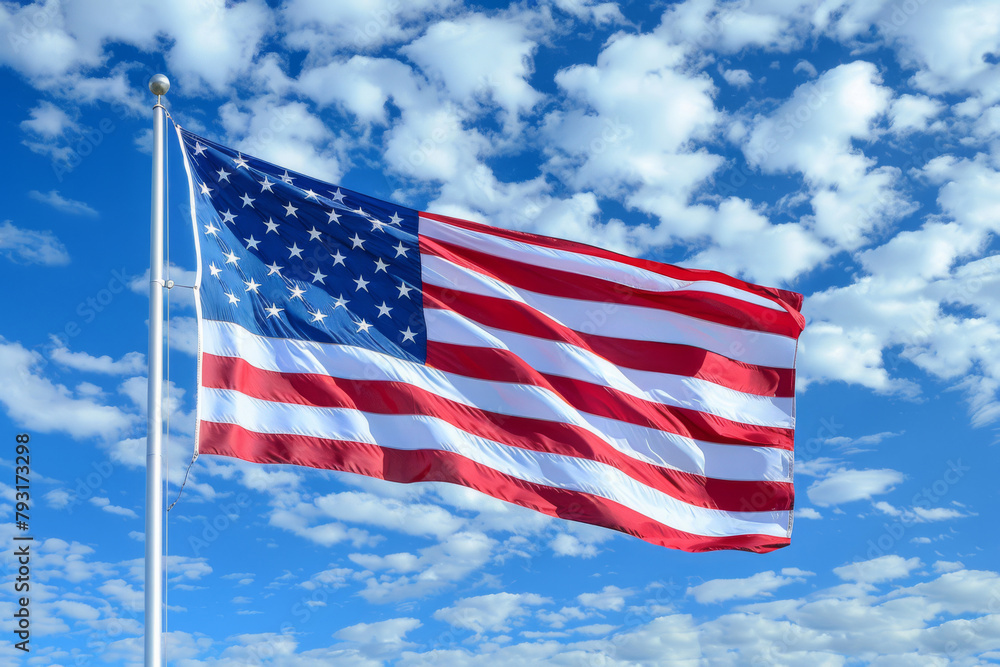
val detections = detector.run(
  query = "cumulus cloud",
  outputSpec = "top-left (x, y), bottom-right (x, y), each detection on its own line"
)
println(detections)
top-left (688, 570), bottom-right (806, 604)
top-left (834, 555), bottom-right (923, 586)
top-left (433, 592), bottom-right (550, 634)
top-left (334, 617), bottom-right (422, 658)
top-left (0, 220), bottom-right (70, 266)
top-left (0, 339), bottom-right (135, 439)
top-left (28, 189), bottom-right (98, 216)
top-left (401, 13), bottom-right (543, 123)
top-left (807, 468), bottom-right (904, 507)
top-left (721, 68), bottom-right (753, 87)
top-left (50, 344), bottom-right (145, 375)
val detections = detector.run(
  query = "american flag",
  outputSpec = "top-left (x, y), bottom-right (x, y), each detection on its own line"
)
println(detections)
top-left (177, 126), bottom-right (804, 554)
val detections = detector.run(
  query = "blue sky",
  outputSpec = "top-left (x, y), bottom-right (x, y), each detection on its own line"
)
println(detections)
top-left (2, 0), bottom-right (1000, 664)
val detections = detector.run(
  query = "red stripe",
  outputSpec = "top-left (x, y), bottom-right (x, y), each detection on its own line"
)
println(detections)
top-left (426, 342), bottom-right (792, 449)
top-left (419, 210), bottom-right (805, 317)
top-left (424, 284), bottom-right (795, 397)
top-left (421, 236), bottom-right (804, 339)
top-left (200, 420), bottom-right (791, 554)
top-left (202, 354), bottom-right (793, 511)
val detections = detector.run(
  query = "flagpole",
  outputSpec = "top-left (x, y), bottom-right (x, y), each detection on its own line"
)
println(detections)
top-left (145, 72), bottom-right (169, 667)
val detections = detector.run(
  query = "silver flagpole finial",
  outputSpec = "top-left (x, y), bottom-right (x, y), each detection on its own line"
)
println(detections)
top-left (149, 73), bottom-right (170, 97)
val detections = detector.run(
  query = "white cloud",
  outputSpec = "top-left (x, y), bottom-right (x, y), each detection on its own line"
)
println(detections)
top-left (797, 322), bottom-right (916, 395)
top-left (874, 501), bottom-right (971, 524)
top-left (688, 570), bottom-right (804, 604)
top-left (402, 14), bottom-right (543, 124)
top-left (578, 585), bottom-right (632, 611)
top-left (282, 0), bottom-right (456, 55)
top-left (834, 555), bottom-right (923, 586)
top-left (45, 489), bottom-right (72, 509)
top-left (721, 68), bottom-right (753, 87)
top-left (889, 94), bottom-right (945, 134)
top-left (659, 0), bottom-right (812, 52)
top-left (88, 496), bottom-right (138, 519)
top-left (0, 221), bottom-right (70, 265)
top-left (313, 490), bottom-right (465, 539)
top-left (549, 533), bottom-right (598, 558)
top-left (50, 344), bottom-right (144, 375)
top-left (219, 96), bottom-right (345, 184)
top-left (1, 1), bottom-right (273, 100)
top-left (807, 468), bottom-right (904, 507)
top-left (296, 56), bottom-right (421, 126)
top-left (28, 189), bottom-right (98, 216)
top-left (353, 531), bottom-right (495, 603)
top-left (0, 339), bottom-right (135, 439)
top-left (549, 0), bottom-right (624, 25)
top-left (932, 561), bottom-right (965, 574)
top-left (793, 60), bottom-right (818, 77)
top-left (744, 61), bottom-right (908, 251)
top-left (881, 1), bottom-right (1000, 103)
top-left (433, 593), bottom-right (549, 634)
top-left (335, 617), bottom-right (422, 658)
top-left (20, 101), bottom-right (77, 138)
top-left (800, 152), bottom-right (1000, 422)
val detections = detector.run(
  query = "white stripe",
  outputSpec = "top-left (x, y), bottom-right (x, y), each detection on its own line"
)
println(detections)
top-left (201, 320), bottom-right (790, 482)
top-left (425, 308), bottom-right (793, 428)
top-left (421, 215), bottom-right (786, 311)
top-left (202, 387), bottom-right (791, 539)
top-left (421, 254), bottom-right (797, 369)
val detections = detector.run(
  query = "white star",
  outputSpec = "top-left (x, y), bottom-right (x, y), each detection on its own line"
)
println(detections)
top-left (220, 210), bottom-right (236, 225)
top-left (371, 218), bottom-right (387, 233)
top-left (244, 277), bottom-right (261, 293)
top-left (199, 182), bottom-right (212, 196)
top-left (356, 319), bottom-right (373, 334)
top-left (288, 243), bottom-right (303, 259)
top-left (392, 242), bottom-right (408, 258)
top-left (204, 222), bottom-right (220, 237)
top-left (400, 327), bottom-right (417, 343)
top-left (284, 202), bottom-right (298, 218)
top-left (354, 275), bottom-right (370, 292)
top-left (331, 249), bottom-right (346, 267)
top-left (327, 209), bottom-right (341, 224)
top-left (373, 258), bottom-right (389, 274)
top-left (244, 235), bottom-right (260, 250)
top-left (397, 282), bottom-right (413, 299)
top-left (264, 218), bottom-right (279, 234)
top-left (353, 205), bottom-right (366, 216)
top-left (233, 153), bottom-right (249, 169)
top-left (240, 193), bottom-right (255, 208)
top-left (266, 261), bottom-right (283, 276)
top-left (310, 268), bottom-right (327, 284)
top-left (389, 212), bottom-right (403, 226)
top-left (265, 303), bottom-right (283, 318)
top-left (224, 249), bottom-right (240, 265)
top-left (224, 291), bottom-right (240, 305)
top-left (259, 176), bottom-right (274, 193)
top-left (333, 295), bottom-right (349, 309)
top-left (309, 308), bottom-right (328, 323)
top-left (280, 170), bottom-right (294, 184)
top-left (330, 188), bottom-right (346, 204)
top-left (208, 263), bottom-right (222, 278)
top-left (376, 302), bottom-right (392, 318)
top-left (288, 284), bottom-right (306, 300)
top-left (216, 167), bottom-right (231, 182)
top-left (304, 189), bottom-right (319, 200)
top-left (307, 227), bottom-right (322, 242)
top-left (350, 233), bottom-right (365, 249)
top-left (192, 142), bottom-right (207, 156)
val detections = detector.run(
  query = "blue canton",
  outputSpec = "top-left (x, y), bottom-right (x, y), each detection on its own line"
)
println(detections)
top-left (179, 128), bottom-right (426, 363)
